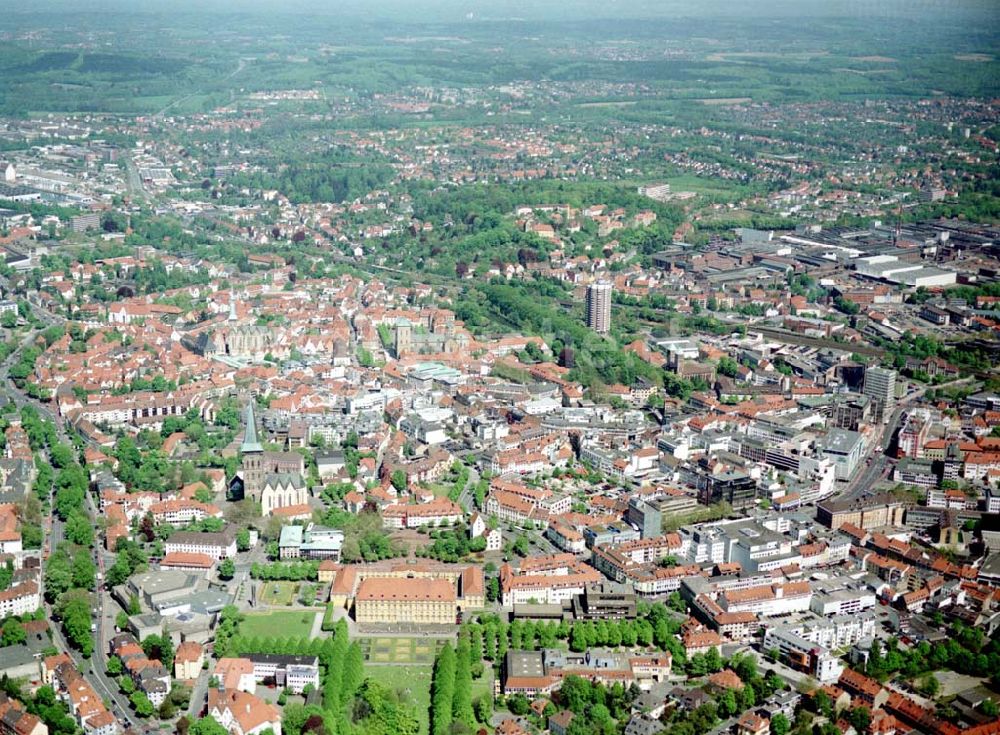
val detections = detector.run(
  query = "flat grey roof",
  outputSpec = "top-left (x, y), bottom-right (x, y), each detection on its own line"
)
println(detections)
top-left (819, 428), bottom-right (863, 454)
top-left (505, 650), bottom-right (545, 679)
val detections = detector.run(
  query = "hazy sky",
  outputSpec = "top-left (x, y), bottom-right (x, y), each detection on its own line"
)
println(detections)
top-left (0, 0), bottom-right (997, 22)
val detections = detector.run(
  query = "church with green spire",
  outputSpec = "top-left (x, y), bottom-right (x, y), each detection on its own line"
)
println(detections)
top-left (228, 399), bottom-right (308, 515)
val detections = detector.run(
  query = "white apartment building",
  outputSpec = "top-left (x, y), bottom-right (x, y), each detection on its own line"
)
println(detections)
top-left (728, 529), bottom-right (797, 574)
top-left (150, 499), bottom-right (222, 527)
top-left (545, 522), bottom-right (587, 554)
top-left (797, 538), bottom-right (852, 569)
top-left (763, 612), bottom-right (876, 683)
top-left (163, 530), bottom-right (237, 560)
top-left (683, 527), bottom-right (727, 565)
top-left (247, 654), bottom-right (320, 694)
top-left (809, 588), bottom-right (877, 617)
top-left (719, 581), bottom-right (812, 617)
top-left (381, 499), bottom-right (464, 529)
top-left (502, 578), bottom-right (589, 606)
top-left (762, 626), bottom-right (845, 683)
top-left (796, 456), bottom-right (838, 503)
top-left (987, 488), bottom-right (1000, 514)
top-left (0, 581), bottom-right (40, 617)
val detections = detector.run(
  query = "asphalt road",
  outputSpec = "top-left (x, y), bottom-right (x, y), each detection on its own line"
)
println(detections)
top-left (457, 466), bottom-right (480, 513)
top-left (124, 159), bottom-right (146, 203)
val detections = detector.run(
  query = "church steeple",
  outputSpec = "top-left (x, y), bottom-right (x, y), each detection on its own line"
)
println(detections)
top-left (240, 400), bottom-right (263, 454)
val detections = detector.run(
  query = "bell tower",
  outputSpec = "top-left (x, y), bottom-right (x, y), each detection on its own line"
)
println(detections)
top-left (240, 400), bottom-right (265, 501)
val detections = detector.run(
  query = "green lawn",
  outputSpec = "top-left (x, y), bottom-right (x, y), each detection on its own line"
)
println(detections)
top-left (365, 664), bottom-right (433, 734)
top-left (471, 672), bottom-right (492, 703)
top-left (428, 483), bottom-right (453, 498)
top-left (238, 610), bottom-right (316, 639)
top-left (257, 581), bottom-right (299, 606)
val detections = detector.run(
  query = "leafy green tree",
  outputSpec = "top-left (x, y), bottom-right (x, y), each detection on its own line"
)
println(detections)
top-left (717, 357), bottom-right (739, 378)
top-left (321, 620), bottom-right (348, 712)
top-left (49, 444), bottom-right (75, 469)
top-left (431, 644), bottom-right (456, 735)
top-left (340, 642), bottom-right (364, 710)
top-left (20, 522), bottom-right (42, 550)
top-left (865, 639), bottom-right (886, 680)
top-left (107, 555), bottom-right (133, 587)
top-left (834, 296), bottom-right (860, 315)
top-left (666, 591), bottom-right (687, 614)
top-left (771, 712), bottom-right (790, 735)
top-left (506, 693), bottom-right (530, 716)
top-left (236, 529), bottom-right (251, 552)
top-left (453, 639), bottom-right (476, 727)
top-left (189, 716), bottom-right (229, 735)
top-left (57, 590), bottom-right (93, 656)
top-left (765, 671), bottom-right (785, 695)
top-left (71, 552), bottom-right (95, 589)
top-left (704, 646), bottom-right (723, 673)
top-left (2, 620), bottom-right (26, 646)
top-left (64, 511), bottom-right (94, 547)
top-left (729, 652), bottom-right (757, 682)
top-left (351, 680), bottom-right (419, 735)
top-left (278, 704), bottom-right (314, 735)
top-left (813, 689), bottom-right (833, 718)
top-left (21, 684), bottom-right (79, 735)
top-left (917, 674), bottom-right (940, 697)
top-left (474, 694), bottom-right (493, 725)
top-left (559, 675), bottom-right (593, 715)
top-left (142, 631), bottom-right (175, 671)
top-left (716, 689), bottom-right (738, 718)
top-left (219, 558), bottom-right (235, 579)
top-left (847, 707), bottom-right (871, 734)
top-left (43, 551), bottom-right (73, 602)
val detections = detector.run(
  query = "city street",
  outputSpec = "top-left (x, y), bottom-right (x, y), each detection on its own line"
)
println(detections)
top-left (456, 465), bottom-right (480, 514)
top-left (837, 376), bottom-right (974, 502)
top-left (0, 299), bottom-right (140, 725)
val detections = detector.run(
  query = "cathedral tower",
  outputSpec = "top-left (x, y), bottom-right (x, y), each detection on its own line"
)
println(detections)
top-left (240, 401), bottom-right (265, 501)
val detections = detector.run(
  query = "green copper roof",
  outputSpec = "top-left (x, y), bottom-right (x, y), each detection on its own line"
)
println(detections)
top-left (241, 400), bottom-right (263, 454)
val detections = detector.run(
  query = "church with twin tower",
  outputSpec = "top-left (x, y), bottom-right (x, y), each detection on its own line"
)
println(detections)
top-left (230, 401), bottom-right (309, 516)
